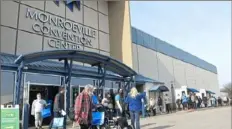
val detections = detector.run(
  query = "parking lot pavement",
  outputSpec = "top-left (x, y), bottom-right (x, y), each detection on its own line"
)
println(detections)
top-left (136, 106), bottom-right (231, 129)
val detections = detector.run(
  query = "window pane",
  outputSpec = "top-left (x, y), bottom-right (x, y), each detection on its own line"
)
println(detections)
top-left (1, 71), bottom-right (15, 104)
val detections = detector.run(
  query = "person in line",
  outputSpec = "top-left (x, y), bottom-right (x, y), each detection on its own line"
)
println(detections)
top-left (124, 94), bottom-right (132, 119)
top-left (31, 93), bottom-right (47, 129)
top-left (164, 94), bottom-right (171, 113)
top-left (102, 92), bottom-right (114, 109)
top-left (98, 93), bottom-right (103, 104)
top-left (176, 94), bottom-right (181, 111)
top-left (214, 96), bottom-right (218, 107)
top-left (224, 96), bottom-right (229, 106)
top-left (92, 88), bottom-right (99, 106)
top-left (149, 98), bottom-right (156, 115)
top-left (110, 89), bottom-right (115, 110)
top-left (190, 93), bottom-right (196, 109)
top-left (109, 89), bottom-right (116, 112)
top-left (197, 96), bottom-right (202, 108)
top-left (74, 84), bottom-right (94, 129)
top-left (125, 87), bottom-right (146, 129)
top-left (203, 96), bottom-right (208, 107)
top-left (101, 92), bottom-right (114, 119)
top-left (115, 88), bottom-right (124, 117)
top-left (195, 96), bottom-right (199, 109)
top-left (188, 93), bottom-right (194, 109)
top-left (181, 93), bottom-right (188, 110)
top-left (48, 87), bottom-right (65, 129)
top-left (218, 97), bottom-right (222, 106)
top-left (157, 96), bottom-right (163, 113)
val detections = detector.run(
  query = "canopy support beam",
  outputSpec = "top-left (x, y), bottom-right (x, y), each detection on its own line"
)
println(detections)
top-left (14, 63), bottom-right (24, 105)
top-left (63, 59), bottom-right (73, 116)
top-left (62, 58), bottom-right (73, 129)
top-left (96, 63), bottom-right (106, 96)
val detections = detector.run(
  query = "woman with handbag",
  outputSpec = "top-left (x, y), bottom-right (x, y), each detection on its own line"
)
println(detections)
top-left (31, 93), bottom-right (47, 129)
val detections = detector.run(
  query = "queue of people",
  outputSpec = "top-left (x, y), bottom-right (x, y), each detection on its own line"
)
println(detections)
top-left (175, 92), bottom-right (230, 111)
top-left (31, 85), bottom-right (147, 129)
top-left (30, 86), bottom-right (231, 129)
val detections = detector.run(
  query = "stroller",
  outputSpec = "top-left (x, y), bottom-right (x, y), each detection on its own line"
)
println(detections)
top-left (91, 104), bottom-right (133, 129)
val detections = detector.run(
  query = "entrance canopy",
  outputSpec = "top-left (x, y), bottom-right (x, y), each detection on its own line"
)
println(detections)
top-left (187, 87), bottom-right (199, 93)
top-left (135, 74), bottom-right (164, 84)
top-left (149, 85), bottom-right (169, 92)
top-left (15, 50), bottom-right (136, 77)
top-left (12, 50), bottom-right (137, 106)
top-left (206, 90), bottom-right (215, 94)
top-left (1, 53), bottom-right (128, 81)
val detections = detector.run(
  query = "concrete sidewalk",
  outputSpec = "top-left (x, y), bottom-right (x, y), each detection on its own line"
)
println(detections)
top-left (30, 106), bottom-right (230, 129)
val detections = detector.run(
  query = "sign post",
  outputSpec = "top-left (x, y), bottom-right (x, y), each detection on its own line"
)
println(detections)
top-left (1, 105), bottom-right (20, 129)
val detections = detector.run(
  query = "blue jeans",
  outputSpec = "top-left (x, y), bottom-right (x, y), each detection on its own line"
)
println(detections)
top-left (130, 111), bottom-right (140, 129)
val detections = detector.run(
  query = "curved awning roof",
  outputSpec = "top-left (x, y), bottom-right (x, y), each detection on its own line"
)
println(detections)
top-left (135, 74), bottom-right (164, 84)
top-left (0, 53), bottom-right (129, 81)
top-left (187, 88), bottom-right (199, 93)
top-left (149, 85), bottom-right (169, 92)
top-left (206, 90), bottom-right (215, 94)
top-left (14, 50), bottom-right (137, 77)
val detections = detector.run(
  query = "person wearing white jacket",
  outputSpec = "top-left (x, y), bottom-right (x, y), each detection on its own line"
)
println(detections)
top-left (164, 94), bottom-right (171, 113)
top-left (31, 93), bottom-right (47, 129)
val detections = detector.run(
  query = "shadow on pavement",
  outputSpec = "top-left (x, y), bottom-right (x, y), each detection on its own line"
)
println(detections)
top-left (147, 125), bottom-right (174, 129)
top-left (140, 122), bottom-right (156, 128)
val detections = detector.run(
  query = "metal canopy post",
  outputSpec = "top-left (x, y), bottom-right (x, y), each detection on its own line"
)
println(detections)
top-left (14, 63), bottom-right (24, 105)
top-left (124, 76), bottom-right (134, 96)
top-left (95, 63), bottom-right (106, 96)
top-left (64, 59), bottom-right (73, 114)
top-left (62, 58), bottom-right (73, 129)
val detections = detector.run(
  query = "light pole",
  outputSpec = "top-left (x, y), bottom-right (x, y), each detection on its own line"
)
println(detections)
top-left (170, 81), bottom-right (176, 111)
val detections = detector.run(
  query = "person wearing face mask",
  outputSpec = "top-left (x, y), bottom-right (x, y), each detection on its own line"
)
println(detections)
top-left (74, 84), bottom-right (94, 129)
top-left (31, 93), bottom-right (47, 129)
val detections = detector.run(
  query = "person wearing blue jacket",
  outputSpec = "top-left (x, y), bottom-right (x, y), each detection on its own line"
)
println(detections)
top-left (181, 93), bottom-right (188, 110)
top-left (125, 87), bottom-right (146, 129)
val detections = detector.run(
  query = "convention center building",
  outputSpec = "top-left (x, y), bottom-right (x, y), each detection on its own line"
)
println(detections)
top-left (1, 0), bottom-right (219, 109)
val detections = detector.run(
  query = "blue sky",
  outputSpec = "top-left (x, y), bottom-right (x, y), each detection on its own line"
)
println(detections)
top-left (130, 1), bottom-right (231, 87)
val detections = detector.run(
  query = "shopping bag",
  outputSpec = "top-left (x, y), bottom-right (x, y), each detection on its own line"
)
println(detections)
top-left (42, 108), bottom-right (51, 118)
top-left (92, 112), bottom-right (105, 125)
top-left (52, 117), bottom-right (64, 128)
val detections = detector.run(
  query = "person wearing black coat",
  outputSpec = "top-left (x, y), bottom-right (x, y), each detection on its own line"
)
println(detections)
top-left (158, 96), bottom-right (163, 113)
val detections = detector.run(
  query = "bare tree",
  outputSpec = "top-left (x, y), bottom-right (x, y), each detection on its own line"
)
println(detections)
top-left (221, 82), bottom-right (232, 98)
